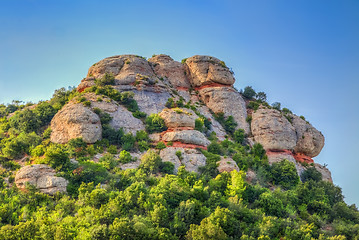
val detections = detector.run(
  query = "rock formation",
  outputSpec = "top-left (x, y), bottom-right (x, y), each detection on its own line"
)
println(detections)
top-left (48, 53), bottom-right (329, 182)
top-left (251, 108), bottom-right (297, 150)
top-left (50, 103), bottom-right (102, 144)
top-left (217, 157), bottom-right (240, 173)
top-left (15, 164), bottom-right (68, 195)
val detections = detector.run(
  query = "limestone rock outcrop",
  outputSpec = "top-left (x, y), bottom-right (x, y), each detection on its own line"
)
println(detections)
top-left (47, 53), bottom-right (329, 183)
top-left (160, 147), bottom-right (206, 173)
top-left (51, 103), bottom-right (102, 144)
top-left (251, 108), bottom-right (297, 150)
top-left (162, 130), bottom-right (210, 147)
top-left (198, 87), bottom-right (250, 133)
top-left (109, 104), bottom-right (145, 134)
top-left (314, 163), bottom-right (333, 183)
top-left (149, 54), bottom-right (191, 89)
top-left (185, 55), bottom-right (235, 87)
top-left (15, 164), bottom-right (68, 195)
top-left (291, 115), bottom-right (324, 157)
top-left (159, 108), bottom-right (197, 129)
top-left (88, 55), bottom-right (157, 85)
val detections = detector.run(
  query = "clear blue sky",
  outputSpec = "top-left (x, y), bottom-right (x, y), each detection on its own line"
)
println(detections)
top-left (1, 0), bottom-right (358, 205)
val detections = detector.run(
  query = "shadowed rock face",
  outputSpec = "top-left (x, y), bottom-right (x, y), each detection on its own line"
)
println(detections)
top-left (15, 164), bottom-right (68, 195)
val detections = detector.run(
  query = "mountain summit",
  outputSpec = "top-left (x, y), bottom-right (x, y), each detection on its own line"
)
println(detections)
top-left (1, 54), bottom-right (356, 239)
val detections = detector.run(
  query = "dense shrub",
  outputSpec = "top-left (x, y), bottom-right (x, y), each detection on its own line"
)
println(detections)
top-left (270, 159), bottom-right (299, 189)
top-left (233, 129), bottom-right (245, 144)
top-left (9, 109), bottom-right (40, 133)
top-left (301, 167), bottom-right (322, 182)
top-left (140, 149), bottom-right (162, 173)
top-left (118, 150), bottom-right (133, 164)
top-left (95, 73), bottom-right (115, 86)
top-left (242, 86), bottom-right (256, 99)
top-left (145, 114), bottom-right (167, 133)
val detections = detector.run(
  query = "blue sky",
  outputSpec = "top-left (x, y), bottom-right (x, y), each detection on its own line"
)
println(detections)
top-left (0, 0), bottom-right (358, 205)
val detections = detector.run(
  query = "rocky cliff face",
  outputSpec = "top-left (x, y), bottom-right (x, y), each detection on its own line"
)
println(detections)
top-left (19, 53), bottom-right (329, 195)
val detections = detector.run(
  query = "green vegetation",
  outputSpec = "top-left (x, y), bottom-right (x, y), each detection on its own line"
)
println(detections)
top-left (95, 72), bottom-right (115, 86)
top-left (214, 112), bottom-right (238, 135)
top-left (145, 113), bottom-right (167, 133)
top-left (0, 85), bottom-right (357, 239)
top-left (242, 86), bottom-right (256, 99)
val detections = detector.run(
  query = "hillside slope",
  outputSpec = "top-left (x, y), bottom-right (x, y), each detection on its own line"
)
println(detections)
top-left (0, 54), bottom-right (357, 239)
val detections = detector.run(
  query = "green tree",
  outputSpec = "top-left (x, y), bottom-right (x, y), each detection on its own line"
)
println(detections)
top-left (140, 149), bottom-right (162, 173)
top-left (9, 109), bottom-right (40, 133)
top-left (242, 86), bottom-right (256, 99)
top-left (270, 159), bottom-right (299, 189)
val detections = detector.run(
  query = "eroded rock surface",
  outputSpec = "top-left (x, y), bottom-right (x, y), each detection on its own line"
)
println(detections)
top-left (109, 104), bottom-right (145, 134)
top-left (88, 55), bottom-right (157, 85)
top-left (160, 147), bottom-right (206, 173)
top-left (149, 54), bottom-right (190, 88)
top-left (291, 115), bottom-right (325, 157)
top-left (162, 130), bottom-right (210, 146)
top-left (15, 164), bottom-right (68, 195)
top-left (51, 103), bottom-right (102, 144)
top-left (251, 108), bottom-right (297, 150)
top-left (314, 163), bottom-right (333, 183)
top-left (159, 108), bottom-right (197, 129)
top-left (199, 87), bottom-right (250, 133)
top-left (185, 55), bottom-right (235, 87)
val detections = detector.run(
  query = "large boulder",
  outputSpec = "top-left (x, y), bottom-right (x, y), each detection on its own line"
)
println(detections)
top-left (149, 54), bottom-right (191, 88)
top-left (185, 55), bottom-right (235, 87)
top-left (162, 130), bottom-right (210, 146)
top-left (51, 103), bottom-right (102, 144)
top-left (160, 147), bottom-right (206, 173)
top-left (15, 164), bottom-right (68, 195)
top-left (159, 108), bottom-right (197, 128)
top-left (291, 115), bottom-right (325, 157)
top-left (251, 108), bottom-right (297, 150)
top-left (88, 55), bottom-right (157, 85)
top-left (198, 87), bottom-right (250, 133)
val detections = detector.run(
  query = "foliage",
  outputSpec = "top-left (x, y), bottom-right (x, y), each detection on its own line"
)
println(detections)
top-left (145, 114), bottom-right (167, 133)
top-left (301, 167), bottom-right (322, 182)
top-left (118, 150), bottom-right (133, 164)
top-left (95, 72), bottom-right (115, 86)
top-left (256, 91), bottom-right (267, 102)
top-left (214, 113), bottom-right (238, 135)
top-left (270, 159), bottom-right (300, 189)
top-left (140, 149), bottom-right (162, 173)
top-left (272, 102), bottom-right (281, 110)
top-left (242, 86), bottom-right (256, 99)
top-left (233, 129), bottom-right (245, 144)
top-left (9, 109), bottom-right (40, 133)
